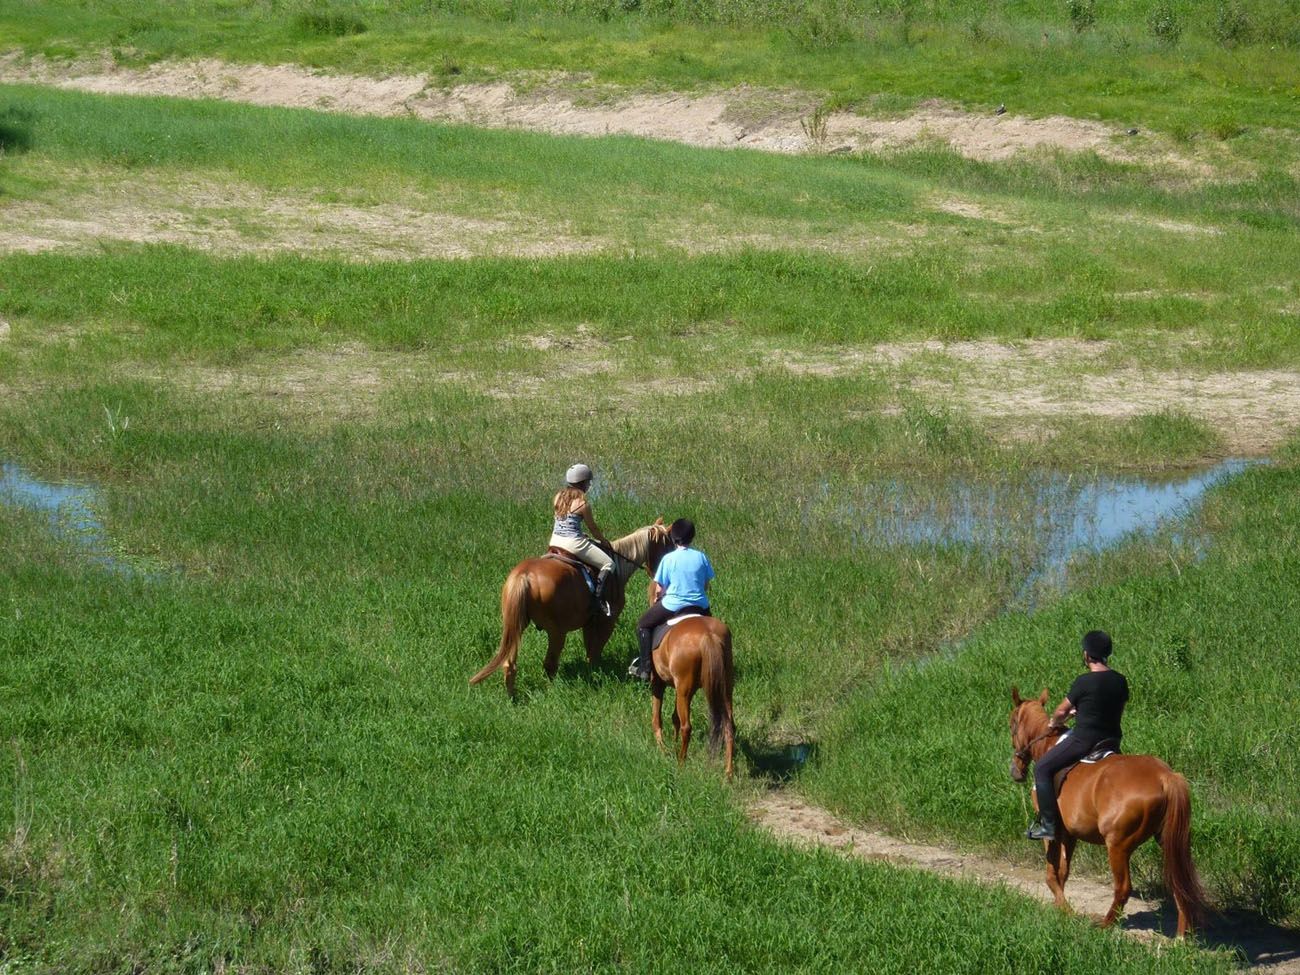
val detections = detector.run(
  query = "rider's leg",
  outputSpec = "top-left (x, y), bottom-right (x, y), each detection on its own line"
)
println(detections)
top-left (552, 536), bottom-right (617, 614)
top-left (1029, 735), bottom-right (1092, 839)
top-left (632, 602), bottom-right (677, 679)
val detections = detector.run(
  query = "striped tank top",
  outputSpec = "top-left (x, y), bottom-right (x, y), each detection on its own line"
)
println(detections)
top-left (553, 510), bottom-right (584, 539)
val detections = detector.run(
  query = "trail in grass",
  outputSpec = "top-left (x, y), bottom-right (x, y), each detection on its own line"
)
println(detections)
top-left (748, 789), bottom-right (1300, 971)
top-left (0, 52), bottom-right (1163, 165)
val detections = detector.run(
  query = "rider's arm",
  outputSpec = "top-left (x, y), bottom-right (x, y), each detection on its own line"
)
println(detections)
top-left (1049, 696), bottom-right (1075, 728)
top-left (578, 500), bottom-right (610, 545)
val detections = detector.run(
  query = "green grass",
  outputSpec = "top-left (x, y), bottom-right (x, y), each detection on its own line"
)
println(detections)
top-left (2, 0), bottom-right (1299, 140)
top-left (1, 87), bottom-right (1299, 368)
top-left (1, 22), bottom-right (1298, 968)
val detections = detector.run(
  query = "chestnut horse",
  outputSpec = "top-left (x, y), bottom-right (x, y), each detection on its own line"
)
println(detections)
top-left (1009, 687), bottom-right (1209, 937)
top-left (651, 616), bottom-right (735, 780)
top-left (470, 522), bottom-right (673, 696)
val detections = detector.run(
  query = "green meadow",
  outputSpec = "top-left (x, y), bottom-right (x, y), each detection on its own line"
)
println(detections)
top-left (2, 5), bottom-right (1299, 970)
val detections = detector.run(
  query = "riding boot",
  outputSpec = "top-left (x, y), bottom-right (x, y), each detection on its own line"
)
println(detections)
top-left (628, 628), bottom-right (653, 681)
top-left (595, 566), bottom-right (613, 617)
top-left (1026, 811), bottom-right (1060, 841)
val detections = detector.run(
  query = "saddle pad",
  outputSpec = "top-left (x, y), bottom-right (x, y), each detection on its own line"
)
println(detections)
top-left (651, 614), bottom-right (704, 652)
top-left (542, 549), bottom-right (596, 593)
top-left (1080, 749), bottom-right (1117, 764)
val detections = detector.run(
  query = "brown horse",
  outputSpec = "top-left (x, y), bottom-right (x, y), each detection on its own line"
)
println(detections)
top-left (470, 522), bottom-right (673, 696)
top-left (650, 616), bottom-right (735, 780)
top-left (1009, 687), bottom-right (1209, 937)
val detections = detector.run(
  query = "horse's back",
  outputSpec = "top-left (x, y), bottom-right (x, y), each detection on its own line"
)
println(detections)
top-left (1062, 752), bottom-right (1179, 838)
top-left (662, 616), bottom-right (729, 654)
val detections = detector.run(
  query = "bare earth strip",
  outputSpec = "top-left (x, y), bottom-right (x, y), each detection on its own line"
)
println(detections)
top-left (749, 789), bottom-right (1300, 972)
top-left (0, 171), bottom-right (603, 260)
top-left (777, 340), bottom-right (1300, 455)
top-left (111, 338), bottom-right (1300, 454)
top-left (1, 52), bottom-right (1149, 163)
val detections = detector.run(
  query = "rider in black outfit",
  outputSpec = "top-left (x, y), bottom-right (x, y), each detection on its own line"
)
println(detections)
top-left (1026, 630), bottom-right (1129, 841)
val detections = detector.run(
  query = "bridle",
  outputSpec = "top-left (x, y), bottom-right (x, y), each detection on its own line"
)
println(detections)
top-left (1013, 724), bottom-right (1064, 765)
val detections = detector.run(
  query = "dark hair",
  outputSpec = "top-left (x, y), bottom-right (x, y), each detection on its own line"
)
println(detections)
top-left (1082, 630), bottom-right (1113, 661)
top-left (669, 518), bottom-right (696, 546)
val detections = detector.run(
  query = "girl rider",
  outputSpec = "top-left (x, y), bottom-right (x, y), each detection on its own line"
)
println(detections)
top-left (549, 463), bottom-right (616, 616)
top-left (628, 517), bottom-right (714, 680)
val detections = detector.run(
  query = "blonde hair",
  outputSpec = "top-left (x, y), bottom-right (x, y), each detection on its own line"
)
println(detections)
top-left (553, 486), bottom-right (587, 518)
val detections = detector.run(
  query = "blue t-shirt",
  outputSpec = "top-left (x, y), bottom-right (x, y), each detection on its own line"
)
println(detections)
top-left (655, 547), bottom-right (715, 612)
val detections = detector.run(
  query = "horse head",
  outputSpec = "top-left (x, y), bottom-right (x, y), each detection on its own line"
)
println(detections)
top-left (1008, 686), bottom-right (1051, 782)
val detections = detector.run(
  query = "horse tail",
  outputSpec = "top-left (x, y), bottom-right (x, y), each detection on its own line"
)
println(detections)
top-left (469, 568), bottom-right (529, 686)
top-left (702, 623), bottom-right (735, 759)
top-left (1161, 771), bottom-right (1210, 932)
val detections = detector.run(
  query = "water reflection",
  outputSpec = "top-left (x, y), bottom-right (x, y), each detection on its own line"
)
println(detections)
top-left (819, 458), bottom-right (1259, 602)
top-left (1, 462), bottom-right (128, 572)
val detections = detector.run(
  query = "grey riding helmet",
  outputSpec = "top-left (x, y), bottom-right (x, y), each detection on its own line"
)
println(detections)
top-left (565, 463), bottom-right (593, 486)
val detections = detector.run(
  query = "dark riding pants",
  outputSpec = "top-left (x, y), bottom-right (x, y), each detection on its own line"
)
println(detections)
top-left (637, 602), bottom-right (711, 632)
top-left (1033, 734), bottom-right (1098, 824)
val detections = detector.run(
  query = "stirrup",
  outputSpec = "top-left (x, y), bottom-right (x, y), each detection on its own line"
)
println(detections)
top-left (1026, 819), bottom-right (1058, 841)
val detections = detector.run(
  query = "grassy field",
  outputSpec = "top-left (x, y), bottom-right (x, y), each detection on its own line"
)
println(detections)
top-left (2, 5), bottom-right (1299, 970)
top-left (3, 0), bottom-right (1300, 140)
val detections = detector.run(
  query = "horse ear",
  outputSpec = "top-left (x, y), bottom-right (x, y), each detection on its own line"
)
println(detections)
top-left (1011, 685), bottom-right (1022, 705)
top-left (1038, 688), bottom-right (1050, 705)
top-left (654, 516), bottom-right (664, 526)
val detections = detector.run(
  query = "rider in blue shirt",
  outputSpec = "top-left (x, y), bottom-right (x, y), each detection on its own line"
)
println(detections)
top-left (629, 518), bottom-right (714, 680)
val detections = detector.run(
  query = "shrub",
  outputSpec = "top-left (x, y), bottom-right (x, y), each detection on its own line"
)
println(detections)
top-left (1065, 0), bottom-right (1097, 33)
top-left (1147, 0), bottom-right (1184, 45)
top-left (0, 106), bottom-right (35, 155)
top-left (294, 10), bottom-right (368, 36)
top-left (1212, 1), bottom-right (1251, 45)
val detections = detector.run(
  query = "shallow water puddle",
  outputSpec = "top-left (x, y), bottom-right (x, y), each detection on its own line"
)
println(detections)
top-left (1, 461), bottom-right (129, 572)
top-left (818, 458), bottom-right (1258, 601)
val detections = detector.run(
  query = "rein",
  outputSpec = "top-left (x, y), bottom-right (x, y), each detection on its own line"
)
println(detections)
top-left (1014, 725), bottom-right (1064, 764)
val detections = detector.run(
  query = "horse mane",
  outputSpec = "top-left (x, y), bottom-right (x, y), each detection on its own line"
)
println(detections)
top-left (609, 523), bottom-right (670, 572)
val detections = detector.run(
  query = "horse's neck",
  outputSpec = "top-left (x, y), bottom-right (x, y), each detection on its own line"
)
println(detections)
top-left (609, 528), bottom-right (648, 579)
top-left (1027, 711), bottom-right (1061, 760)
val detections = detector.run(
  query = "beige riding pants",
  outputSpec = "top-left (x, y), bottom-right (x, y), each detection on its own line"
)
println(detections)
top-left (548, 534), bottom-right (615, 574)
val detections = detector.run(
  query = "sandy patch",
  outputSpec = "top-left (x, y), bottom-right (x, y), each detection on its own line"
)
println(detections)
top-left (949, 368), bottom-right (1300, 455)
top-left (749, 790), bottom-right (1300, 970)
top-left (0, 170), bottom-right (601, 260)
top-left (771, 339), bottom-right (1298, 454)
top-left (0, 318), bottom-right (10, 341)
top-left (2, 52), bottom-right (1150, 164)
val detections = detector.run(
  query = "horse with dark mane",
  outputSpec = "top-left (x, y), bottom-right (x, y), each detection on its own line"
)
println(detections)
top-left (1009, 687), bottom-right (1210, 937)
top-left (470, 521), bottom-right (673, 696)
top-left (651, 616), bottom-right (735, 780)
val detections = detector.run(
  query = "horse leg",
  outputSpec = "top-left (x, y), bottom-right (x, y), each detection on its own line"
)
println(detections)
top-left (582, 618), bottom-right (613, 667)
top-left (675, 681), bottom-right (695, 766)
top-left (542, 629), bottom-right (566, 681)
top-left (651, 677), bottom-right (668, 751)
top-left (1052, 837), bottom-right (1078, 913)
top-left (1102, 839), bottom-right (1138, 927)
top-left (1044, 838), bottom-right (1071, 912)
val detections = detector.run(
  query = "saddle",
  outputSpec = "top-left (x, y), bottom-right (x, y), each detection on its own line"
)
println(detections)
top-left (1050, 737), bottom-right (1122, 794)
top-left (543, 547), bottom-right (606, 619)
top-left (650, 613), bottom-right (704, 653)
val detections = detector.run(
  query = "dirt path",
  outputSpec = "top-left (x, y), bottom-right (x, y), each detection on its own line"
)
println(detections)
top-left (1, 51), bottom-right (1165, 164)
top-left (749, 789), bottom-right (1300, 971)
